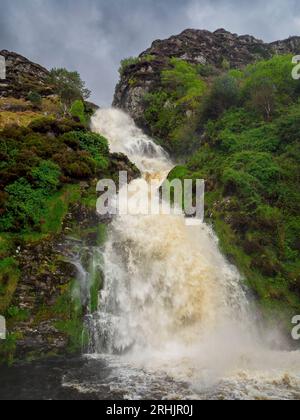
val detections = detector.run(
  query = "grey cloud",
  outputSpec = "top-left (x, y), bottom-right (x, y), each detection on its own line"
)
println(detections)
top-left (0, 0), bottom-right (299, 105)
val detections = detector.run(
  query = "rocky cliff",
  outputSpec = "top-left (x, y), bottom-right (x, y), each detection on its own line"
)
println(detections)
top-left (0, 50), bottom-right (54, 99)
top-left (113, 28), bottom-right (300, 123)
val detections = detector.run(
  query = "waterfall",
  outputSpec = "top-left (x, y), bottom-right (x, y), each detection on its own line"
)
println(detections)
top-left (86, 108), bottom-right (300, 396)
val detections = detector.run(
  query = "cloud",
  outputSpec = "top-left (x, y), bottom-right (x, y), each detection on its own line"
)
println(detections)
top-left (0, 0), bottom-right (299, 105)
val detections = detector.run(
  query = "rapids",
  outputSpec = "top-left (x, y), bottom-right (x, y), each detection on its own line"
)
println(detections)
top-left (81, 108), bottom-right (300, 400)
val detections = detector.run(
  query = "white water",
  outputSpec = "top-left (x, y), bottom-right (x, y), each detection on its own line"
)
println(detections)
top-left (85, 108), bottom-right (300, 400)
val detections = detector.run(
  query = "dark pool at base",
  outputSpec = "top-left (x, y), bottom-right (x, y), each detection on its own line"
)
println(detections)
top-left (0, 357), bottom-right (124, 400)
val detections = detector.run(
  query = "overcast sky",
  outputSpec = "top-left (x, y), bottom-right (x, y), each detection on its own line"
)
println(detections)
top-left (1, 0), bottom-right (300, 105)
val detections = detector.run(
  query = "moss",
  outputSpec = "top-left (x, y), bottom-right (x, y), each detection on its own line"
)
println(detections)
top-left (89, 255), bottom-right (104, 314)
top-left (0, 258), bottom-right (20, 313)
top-left (0, 234), bottom-right (13, 259)
top-left (41, 185), bottom-right (81, 235)
top-left (97, 224), bottom-right (107, 246)
top-left (53, 281), bottom-right (88, 353)
top-left (80, 183), bottom-right (97, 210)
top-left (6, 306), bottom-right (30, 323)
top-left (0, 332), bottom-right (23, 366)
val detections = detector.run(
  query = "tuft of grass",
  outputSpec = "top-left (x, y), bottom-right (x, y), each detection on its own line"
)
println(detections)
top-left (0, 111), bottom-right (42, 129)
top-left (41, 185), bottom-right (81, 235)
top-left (0, 258), bottom-right (20, 313)
top-left (0, 332), bottom-right (23, 366)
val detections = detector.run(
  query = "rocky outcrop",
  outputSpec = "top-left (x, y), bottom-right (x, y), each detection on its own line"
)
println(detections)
top-left (0, 50), bottom-right (54, 99)
top-left (113, 28), bottom-right (300, 123)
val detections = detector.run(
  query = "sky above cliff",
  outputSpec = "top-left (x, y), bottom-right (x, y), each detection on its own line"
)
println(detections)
top-left (0, 0), bottom-right (300, 105)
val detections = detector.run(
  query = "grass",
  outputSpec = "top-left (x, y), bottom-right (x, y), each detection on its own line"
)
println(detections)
top-left (0, 332), bottom-right (23, 366)
top-left (53, 281), bottom-right (88, 353)
top-left (0, 111), bottom-right (42, 129)
top-left (211, 212), bottom-right (300, 329)
top-left (0, 234), bottom-right (13, 259)
top-left (80, 184), bottom-right (97, 210)
top-left (41, 184), bottom-right (81, 235)
top-left (0, 258), bottom-right (20, 313)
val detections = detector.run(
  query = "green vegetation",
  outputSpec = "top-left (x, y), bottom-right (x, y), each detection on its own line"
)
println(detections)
top-left (162, 58), bottom-right (206, 106)
top-left (0, 332), bottom-right (22, 366)
top-left (0, 115), bottom-right (111, 364)
top-left (27, 91), bottom-right (42, 108)
top-left (119, 57), bottom-right (140, 75)
top-left (0, 117), bottom-right (110, 233)
top-left (165, 55), bottom-right (300, 324)
top-left (119, 55), bottom-right (156, 75)
top-left (70, 99), bottom-right (87, 124)
top-left (54, 281), bottom-right (88, 354)
top-left (144, 58), bottom-right (207, 156)
top-left (0, 258), bottom-right (20, 313)
top-left (0, 62), bottom-right (112, 365)
top-left (48, 68), bottom-right (91, 107)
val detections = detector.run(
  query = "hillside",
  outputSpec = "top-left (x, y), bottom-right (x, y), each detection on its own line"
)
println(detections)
top-left (0, 52), bottom-right (139, 365)
top-left (113, 28), bottom-right (300, 128)
top-left (114, 29), bottom-right (300, 332)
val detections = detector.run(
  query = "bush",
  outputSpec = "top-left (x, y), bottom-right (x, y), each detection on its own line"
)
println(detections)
top-left (27, 91), bottom-right (42, 108)
top-left (29, 116), bottom-right (85, 135)
top-left (0, 119), bottom-right (111, 232)
top-left (31, 160), bottom-right (61, 192)
top-left (144, 91), bottom-right (182, 140)
top-left (70, 100), bottom-right (87, 125)
top-left (119, 57), bottom-right (140, 75)
top-left (162, 58), bottom-right (206, 107)
top-left (202, 75), bottom-right (240, 120)
top-left (1, 178), bottom-right (46, 230)
top-left (242, 55), bottom-right (297, 101)
top-left (61, 131), bottom-right (109, 170)
top-left (197, 64), bottom-right (217, 77)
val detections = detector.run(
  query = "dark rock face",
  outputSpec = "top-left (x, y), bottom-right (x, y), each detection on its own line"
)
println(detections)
top-left (0, 50), bottom-right (54, 98)
top-left (113, 28), bottom-right (300, 122)
top-left (109, 153), bottom-right (141, 183)
top-left (10, 201), bottom-right (105, 359)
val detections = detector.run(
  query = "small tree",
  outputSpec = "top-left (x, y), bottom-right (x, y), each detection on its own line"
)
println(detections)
top-left (202, 75), bottom-right (240, 120)
top-left (27, 91), bottom-right (42, 108)
top-left (249, 80), bottom-right (277, 120)
top-left (48, 68), bottom-right (91, 109)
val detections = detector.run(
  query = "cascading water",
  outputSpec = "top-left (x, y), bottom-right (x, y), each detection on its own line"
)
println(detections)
top-left (76, 108), bottom-right (300, 400)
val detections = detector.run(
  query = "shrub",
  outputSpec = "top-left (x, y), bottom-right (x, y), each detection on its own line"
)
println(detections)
top-left (276, 105), bottom-right (300, 146)
top-left (70, 100), bottom-right (87, 125)
top-left (29, 116), bottom-right (85, 135)
top-left (197, 64), bottom-right (217, 77)
top-left (27, 91), bottom-right (42, 108)
top-left (1, 178), bottom-right (46, 230)
top-left (242, 55), bottom-right (297, 102)
top-left (248, 79), bottom-right (277, 120)
top-left (223, 168), bottom-right (260, 201)
top-left (31, 160), bottom-right (61, 192)
top-left (61, 131), bottom-right (109, 170)
top-left (144, 91), bottom-right (182, 140)
top-left (162, 58), bottom-right (206, 107)
top-left (119, 57), bottom-right (140, 75)
top-left (202, 75), bottom-right (240, 120)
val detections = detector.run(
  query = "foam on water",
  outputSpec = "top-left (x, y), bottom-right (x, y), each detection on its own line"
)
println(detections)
top-left (87, 108), bottom-right (300, 400)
